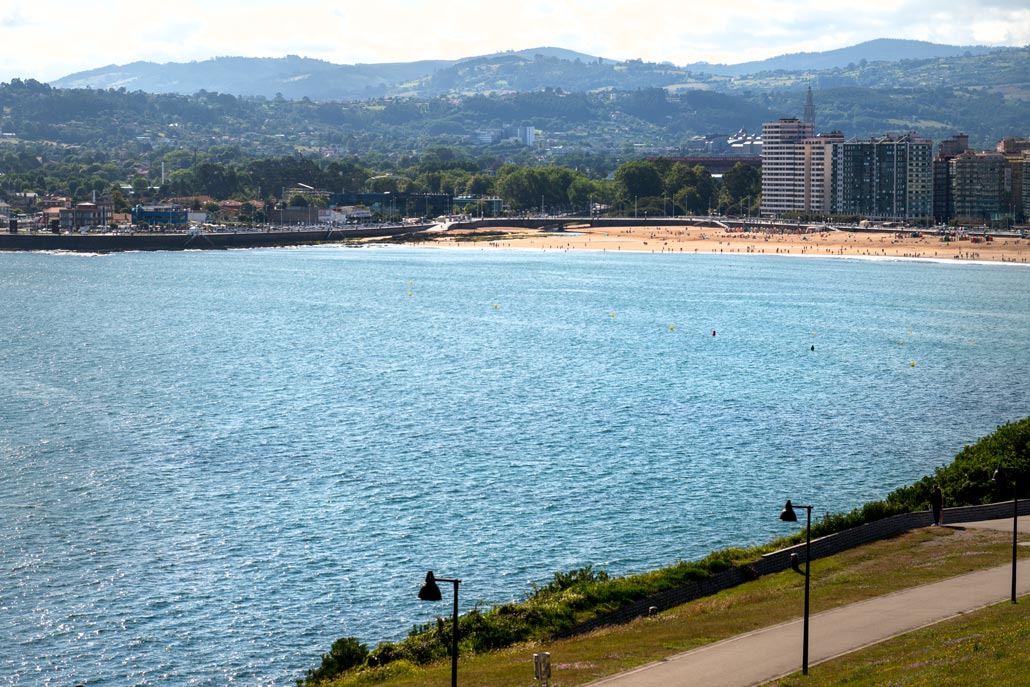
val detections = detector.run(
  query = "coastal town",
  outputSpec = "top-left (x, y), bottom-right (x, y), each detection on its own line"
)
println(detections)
top-left (2, 90), bottom-right (1027, 248)
top-left (3, 126), bottom-right (1028, 235)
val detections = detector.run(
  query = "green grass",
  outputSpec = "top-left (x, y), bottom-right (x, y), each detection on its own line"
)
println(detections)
top-left (316, 525), bottom-right (1030, 686)
top-left (764, 598), bottom-right (1030, 687)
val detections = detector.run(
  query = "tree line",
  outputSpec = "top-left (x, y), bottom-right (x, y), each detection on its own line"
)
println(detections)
top-left (0, 145), bottom-right (762, 219)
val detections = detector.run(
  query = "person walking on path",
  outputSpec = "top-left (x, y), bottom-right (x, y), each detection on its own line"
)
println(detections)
top-left (930, 484), bottom-right (944, 526)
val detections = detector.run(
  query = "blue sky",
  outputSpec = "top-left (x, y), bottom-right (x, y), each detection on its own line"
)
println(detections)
top-left (2, 0), bottom-right (1027, 84)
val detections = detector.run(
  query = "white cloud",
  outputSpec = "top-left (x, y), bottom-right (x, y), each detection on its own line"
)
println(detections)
top-left (0, 0), bottom-right (1026, 84)
top-left (1, 5), bottom-right (31, 29)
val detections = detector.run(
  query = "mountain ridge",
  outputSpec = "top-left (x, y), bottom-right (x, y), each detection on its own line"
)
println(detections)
top-left (49, 39), bottom-right (1013, 101)
top-left (683, 38), bottom-right (999, 75)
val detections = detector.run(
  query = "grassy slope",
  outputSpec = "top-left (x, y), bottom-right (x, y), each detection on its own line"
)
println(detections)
top-left (322, 525), bottom-right (1030, 686)
top-left (766, 601), bottom-right (1030, 687)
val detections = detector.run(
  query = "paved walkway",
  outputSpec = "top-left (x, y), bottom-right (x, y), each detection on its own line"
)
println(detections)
top-left (587, 519), bottom-right (1030, 687)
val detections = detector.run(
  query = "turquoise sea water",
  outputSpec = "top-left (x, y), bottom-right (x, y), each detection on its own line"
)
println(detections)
top-left (2, 246), bottom-right (1029, 686)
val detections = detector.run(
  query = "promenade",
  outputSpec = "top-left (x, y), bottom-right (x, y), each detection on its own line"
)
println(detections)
top-left (587, 518), bottom-right (1030, 687)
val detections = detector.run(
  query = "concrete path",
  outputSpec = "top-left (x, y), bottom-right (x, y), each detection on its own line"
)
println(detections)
top-left (587, 521), bottom-right (1029, 687)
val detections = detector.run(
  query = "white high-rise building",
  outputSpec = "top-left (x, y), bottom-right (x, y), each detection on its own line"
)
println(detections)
top-left (517, 125), bottom-right (535, 147)
top-left (760, 118), bottom-right (813, 216)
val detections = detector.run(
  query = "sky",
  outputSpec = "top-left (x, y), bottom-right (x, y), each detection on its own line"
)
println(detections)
top-left (1, 0), bottom-right (1028, 84)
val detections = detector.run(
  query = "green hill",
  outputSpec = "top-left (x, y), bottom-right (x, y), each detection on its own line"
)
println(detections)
top-left (47, 41), bottom-right (1024, 103)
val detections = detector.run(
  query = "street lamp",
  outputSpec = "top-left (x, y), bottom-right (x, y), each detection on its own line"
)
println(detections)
top-left (780, 499), bottom-right (813, 675)
top-left (992, 467), bottom-right (1019, 604)
top-left (418, 571), bottom-right (461, 687)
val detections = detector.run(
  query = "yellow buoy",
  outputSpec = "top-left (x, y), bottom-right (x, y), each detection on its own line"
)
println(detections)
top-left (610, 312), bottom-right (615, 318)
top-left (911, 361), bottom-right (916, 367)
top-left (669, 325), bottom-right (675, 331)
top-left (494, 303), bottom-right (499, 308)
top-left (408, 292), bottom-right (413, 297)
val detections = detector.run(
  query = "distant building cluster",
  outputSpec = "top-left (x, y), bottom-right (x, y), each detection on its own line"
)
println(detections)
top-left (5, 189), bottom-right (465, 233)
top-left (683, 129), bottom-right (763, 156)
top-left (760, 90), bottom-right (1030, 223)
top-left (470, 124), bottom-right (537, 147)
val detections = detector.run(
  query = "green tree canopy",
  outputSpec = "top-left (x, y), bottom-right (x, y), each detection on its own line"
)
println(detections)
top-left (614, 160), bottom-right (663, 201)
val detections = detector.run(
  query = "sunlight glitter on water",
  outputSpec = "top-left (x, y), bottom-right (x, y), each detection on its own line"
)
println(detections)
top-left (1, 246), bottom-right (1028, 685)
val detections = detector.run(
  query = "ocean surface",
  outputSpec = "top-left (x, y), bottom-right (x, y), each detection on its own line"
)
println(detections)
top-left (2, 245), bottom-right (1029, 686)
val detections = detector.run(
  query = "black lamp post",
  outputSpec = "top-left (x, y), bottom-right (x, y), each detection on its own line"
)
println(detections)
top-left (780, 499), bottom-right (813, 675)
top-left (992, 467), bottom-right (1019, 604)
top-left (418, 570), bottom-right (461, 687)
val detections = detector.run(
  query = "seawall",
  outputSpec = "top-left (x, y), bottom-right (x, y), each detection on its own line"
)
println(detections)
top-left (0, 224), bottom-right (433, 253)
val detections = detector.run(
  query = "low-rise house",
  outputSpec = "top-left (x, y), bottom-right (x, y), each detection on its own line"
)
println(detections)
top-left (60, 202), bottom-right (113, 231)
top-left (218, 199), bottom-right (244, 218)
top-left (132, 204), bottom-right (188, 227)
top-left (334, 205), bottom-right (373, 223)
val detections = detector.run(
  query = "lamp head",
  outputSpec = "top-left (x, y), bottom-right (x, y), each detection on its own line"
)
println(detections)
top-left (993, 466), bottom-right (1005, 482)
top-left (417, 571), bottom-right (443, 601)
top-left (780, 500), bottom-right (798, 522)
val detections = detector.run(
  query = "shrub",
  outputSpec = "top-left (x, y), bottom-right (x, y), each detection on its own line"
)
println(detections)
top-left (301, 636), bottom-right (369, 686)
top-left (886, 417), bottom-right (1030, 511)
top-left (529, 565), bottom-right (610, 598)
top-left (366, 641), bottom-right (402, 668)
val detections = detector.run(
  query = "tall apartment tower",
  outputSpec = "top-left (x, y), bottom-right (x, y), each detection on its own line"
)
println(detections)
top-left (801, 131), bottom-right (845, 214)
top-left (832, 133), bottom-right (933, 221)
top-left (997, 138), bottom-right (1030, 222)
top-left (803, 86), bottom-right (815, 126)
top-left (760, 118), bottom-right (814, 216)
top-left (1023, 153), bottom-right (1030, 222)
top-left (950, 151), bottom-right (1008, 221)
top-left (517, 125), bottom-right (535, 147)
top-left (933, 134), bottom-right (970, 223)
top-left (939, 133), bottom-right (970, 158)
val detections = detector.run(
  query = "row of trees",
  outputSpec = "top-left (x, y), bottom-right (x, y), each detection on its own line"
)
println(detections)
top-left (0, 144), bottom-right (763, 219)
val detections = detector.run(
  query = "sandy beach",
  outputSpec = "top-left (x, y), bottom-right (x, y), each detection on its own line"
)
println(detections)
top-left (424, 225), bottom-right (1030, 264)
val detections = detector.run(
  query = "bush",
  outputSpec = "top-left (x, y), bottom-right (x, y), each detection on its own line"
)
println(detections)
top-left (886, 417), bottom-right (1030, 511)
top-left (530, 565), bottom-right (610, 598)
top-left (301, 636), bottom-right (369, 685)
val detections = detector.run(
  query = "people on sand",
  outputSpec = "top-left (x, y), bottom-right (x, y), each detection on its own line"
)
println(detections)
top-left (930, 484), bottom-right (944, 526)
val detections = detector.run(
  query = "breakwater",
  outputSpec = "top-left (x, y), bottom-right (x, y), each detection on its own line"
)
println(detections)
top-left (0, 224), bottom-right (433, 252)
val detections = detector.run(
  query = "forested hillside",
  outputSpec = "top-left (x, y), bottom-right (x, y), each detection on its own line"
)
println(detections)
top-left (49, 41), bottom-right (1026, 102)
top-left (2, 75), bottom-right (1025, 159)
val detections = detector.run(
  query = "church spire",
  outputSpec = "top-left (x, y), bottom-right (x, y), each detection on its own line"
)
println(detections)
top-left (803, 86), bottom-right (815, 126)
